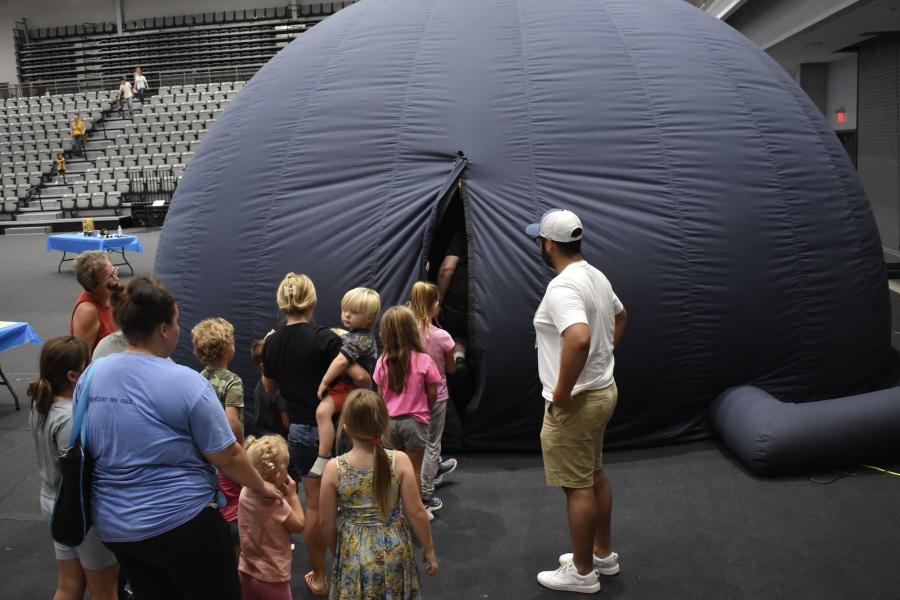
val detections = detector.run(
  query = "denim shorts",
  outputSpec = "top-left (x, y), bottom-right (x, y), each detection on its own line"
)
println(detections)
top-left (288, 423), bottom-right (320, 479)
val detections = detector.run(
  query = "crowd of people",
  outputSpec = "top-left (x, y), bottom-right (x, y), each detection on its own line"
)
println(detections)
top-left (29, 208), bottom-right (626, 598)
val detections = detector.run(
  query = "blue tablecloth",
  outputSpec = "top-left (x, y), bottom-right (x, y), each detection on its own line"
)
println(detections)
top-left (0, 321), bottom-right (41, 352)
top-left (46, 233), bottom-right (144, 254)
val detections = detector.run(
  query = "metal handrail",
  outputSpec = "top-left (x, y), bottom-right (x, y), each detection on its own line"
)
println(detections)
top-left (2, 65), bottom-right (258, 100)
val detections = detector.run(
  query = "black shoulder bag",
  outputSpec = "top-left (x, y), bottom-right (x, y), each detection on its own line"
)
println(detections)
top-left (50, 362), bottom-right (99, 547)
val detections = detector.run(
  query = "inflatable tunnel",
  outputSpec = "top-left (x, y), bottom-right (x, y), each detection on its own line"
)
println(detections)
top-left (156, 0), bottom-right (896, 459)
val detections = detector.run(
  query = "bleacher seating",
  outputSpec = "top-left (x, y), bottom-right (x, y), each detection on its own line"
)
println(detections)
top-left (14, 4), bottom-right (353, 85)
top-left (0, 91), bottom-right (108, 220)
top-left (48, 80), bottom-right (244, 219)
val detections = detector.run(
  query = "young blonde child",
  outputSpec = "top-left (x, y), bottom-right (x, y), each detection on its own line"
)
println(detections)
top-left (409, 282), bottom-right (459, 514)
top-left (312, 287), bottom-right (381, 477)
top-left (192, 317), bottom-right (245, 553)
top-left (319, 390), bottom-right (437, 599)
top-left (372, 306), bottom-right (442, 517)
top-left (240, 435), bottom-right (305, 600)
top-left (55, 153), bottom-right (66, 184)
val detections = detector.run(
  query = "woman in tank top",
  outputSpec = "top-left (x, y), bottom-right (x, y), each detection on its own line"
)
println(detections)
top-left (70, 250), bottom-right (118, 351)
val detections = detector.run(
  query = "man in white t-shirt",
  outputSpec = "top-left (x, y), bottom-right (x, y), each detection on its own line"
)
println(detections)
top-left (117, 77), bottom-right (134, 118)
top-left (133, 66), bottom-right (148, 104)
top-left (526, 209), bottom-right (628, 594)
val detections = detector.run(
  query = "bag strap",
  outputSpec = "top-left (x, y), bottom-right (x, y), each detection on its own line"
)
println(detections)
top-left (68, 359), bottom-right (103, 449)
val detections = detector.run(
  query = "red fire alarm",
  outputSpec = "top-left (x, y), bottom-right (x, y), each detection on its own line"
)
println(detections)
top-left (836, 108), bottom-right (846, 124)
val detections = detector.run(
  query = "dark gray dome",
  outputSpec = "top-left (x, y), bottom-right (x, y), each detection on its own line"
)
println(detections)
top-left (156, 0), bottom-right (890, 450)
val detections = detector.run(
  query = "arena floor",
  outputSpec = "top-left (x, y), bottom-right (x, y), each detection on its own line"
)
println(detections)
top-left (1, 229), bottom-right (899, 599)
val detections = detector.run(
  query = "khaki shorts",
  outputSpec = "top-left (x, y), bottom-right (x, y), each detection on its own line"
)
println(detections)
top-left (384, 416), bottom-right (428, 450)
top-left (540, 384), bottom-right (618, 488)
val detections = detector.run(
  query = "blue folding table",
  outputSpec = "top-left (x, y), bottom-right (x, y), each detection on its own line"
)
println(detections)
top-left (46, 233), bottom-right (144, 274)
top-left (0, 321), bottom-right (41, 410)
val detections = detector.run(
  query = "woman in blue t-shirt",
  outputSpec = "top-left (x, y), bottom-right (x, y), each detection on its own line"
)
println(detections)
top-left (78, 278), bottom-right (282, 599)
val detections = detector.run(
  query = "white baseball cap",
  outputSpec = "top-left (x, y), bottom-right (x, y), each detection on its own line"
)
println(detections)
top-left (525, 209), bottom-right (583, 242)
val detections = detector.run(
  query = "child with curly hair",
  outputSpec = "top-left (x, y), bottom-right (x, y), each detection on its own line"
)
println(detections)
top-left (192, 317), bottom-right (245, 554)
top-left (240, 435), bottom-right (305, 599)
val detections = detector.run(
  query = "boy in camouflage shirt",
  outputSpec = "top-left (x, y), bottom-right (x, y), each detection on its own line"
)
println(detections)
top-left (192, 317), bottom-right (244, 554)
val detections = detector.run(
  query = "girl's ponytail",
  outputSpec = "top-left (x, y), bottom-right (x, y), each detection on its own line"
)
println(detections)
top-left (27, 378), bottom-right (54, 428)
top-left (372, 440), bottom-right (391, 519)
top-left (409, 282), bottom-right (440, 340)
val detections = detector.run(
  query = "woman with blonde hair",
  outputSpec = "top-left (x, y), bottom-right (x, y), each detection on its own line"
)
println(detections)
top-left (29, 336), bottom-right (119, 600)
top-left (261, 272), bottom-right (372, 597)
top-left (319, 389), bottom-right (437, 599)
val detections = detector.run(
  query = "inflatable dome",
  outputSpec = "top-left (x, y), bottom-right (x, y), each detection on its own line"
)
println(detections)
top-left (156, 0), bottom-right (892, 452)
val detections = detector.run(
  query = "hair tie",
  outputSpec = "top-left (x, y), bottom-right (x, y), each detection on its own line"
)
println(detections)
top-left (372, 438), bottom-right (382, 446)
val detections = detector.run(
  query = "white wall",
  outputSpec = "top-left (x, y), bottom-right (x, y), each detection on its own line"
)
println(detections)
top-left (0, 0), bottom-right (329, 85)
top-left (0, 0), bottom-right (114, 84)
top-left (826, 54), bottom-right (857, 131)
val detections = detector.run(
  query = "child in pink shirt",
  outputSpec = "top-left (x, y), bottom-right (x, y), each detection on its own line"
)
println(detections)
top-left (373, 306), bottom-right (441, 515)
top-left (409, 282), bottom-right (458, 515)
top-left (239, 435), bottom-right (305, 600)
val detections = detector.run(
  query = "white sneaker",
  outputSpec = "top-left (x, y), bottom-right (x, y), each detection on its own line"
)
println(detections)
top-left (537, 562), bottom-right (601, 593)
top-left (559, 551), bottom-right (620, 576)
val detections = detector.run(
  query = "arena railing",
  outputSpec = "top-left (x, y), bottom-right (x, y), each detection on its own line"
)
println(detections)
top-left (2, 65), bottom-right (260, 100)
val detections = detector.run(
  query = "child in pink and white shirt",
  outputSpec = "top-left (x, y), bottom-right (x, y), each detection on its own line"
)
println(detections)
top-left (409, 282), bottom-right (458, 514)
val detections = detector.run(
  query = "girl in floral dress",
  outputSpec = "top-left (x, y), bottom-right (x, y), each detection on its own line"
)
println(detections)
top-left (319, 389), bottom-right (437, 599)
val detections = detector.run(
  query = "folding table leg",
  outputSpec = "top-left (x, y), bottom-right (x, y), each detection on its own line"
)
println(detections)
top-left (0, 362), bottom-right (21, 410)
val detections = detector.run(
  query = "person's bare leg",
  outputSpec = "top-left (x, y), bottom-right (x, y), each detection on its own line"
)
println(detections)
top-left (405, 447), bottom-right (425, 501)
top-left (563, 486), bottom-right (599, 575)
top-left (83, 563), bottom-right (119, 600)
top-left (301, 476), bottom-right (328, 595)
top-left (592, 469), bottom-right (613, 557)
top-left (313, 398), bottom-right (336, 475)
top-left (54, 559), bottom-right (86, 600)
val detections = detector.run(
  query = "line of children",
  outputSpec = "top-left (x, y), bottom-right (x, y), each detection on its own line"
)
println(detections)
top-left (66, 280), bottom-right (457, 598)
top-left (313, 288), bottom-right (381, 477)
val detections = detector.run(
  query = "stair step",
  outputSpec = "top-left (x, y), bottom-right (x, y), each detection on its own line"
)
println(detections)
top-left (5, 225), bottom-right (52, 235)
top-left (19, 211), bottom-right (63, 221)
top-left (22, 201), bottom-right (62, 211)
